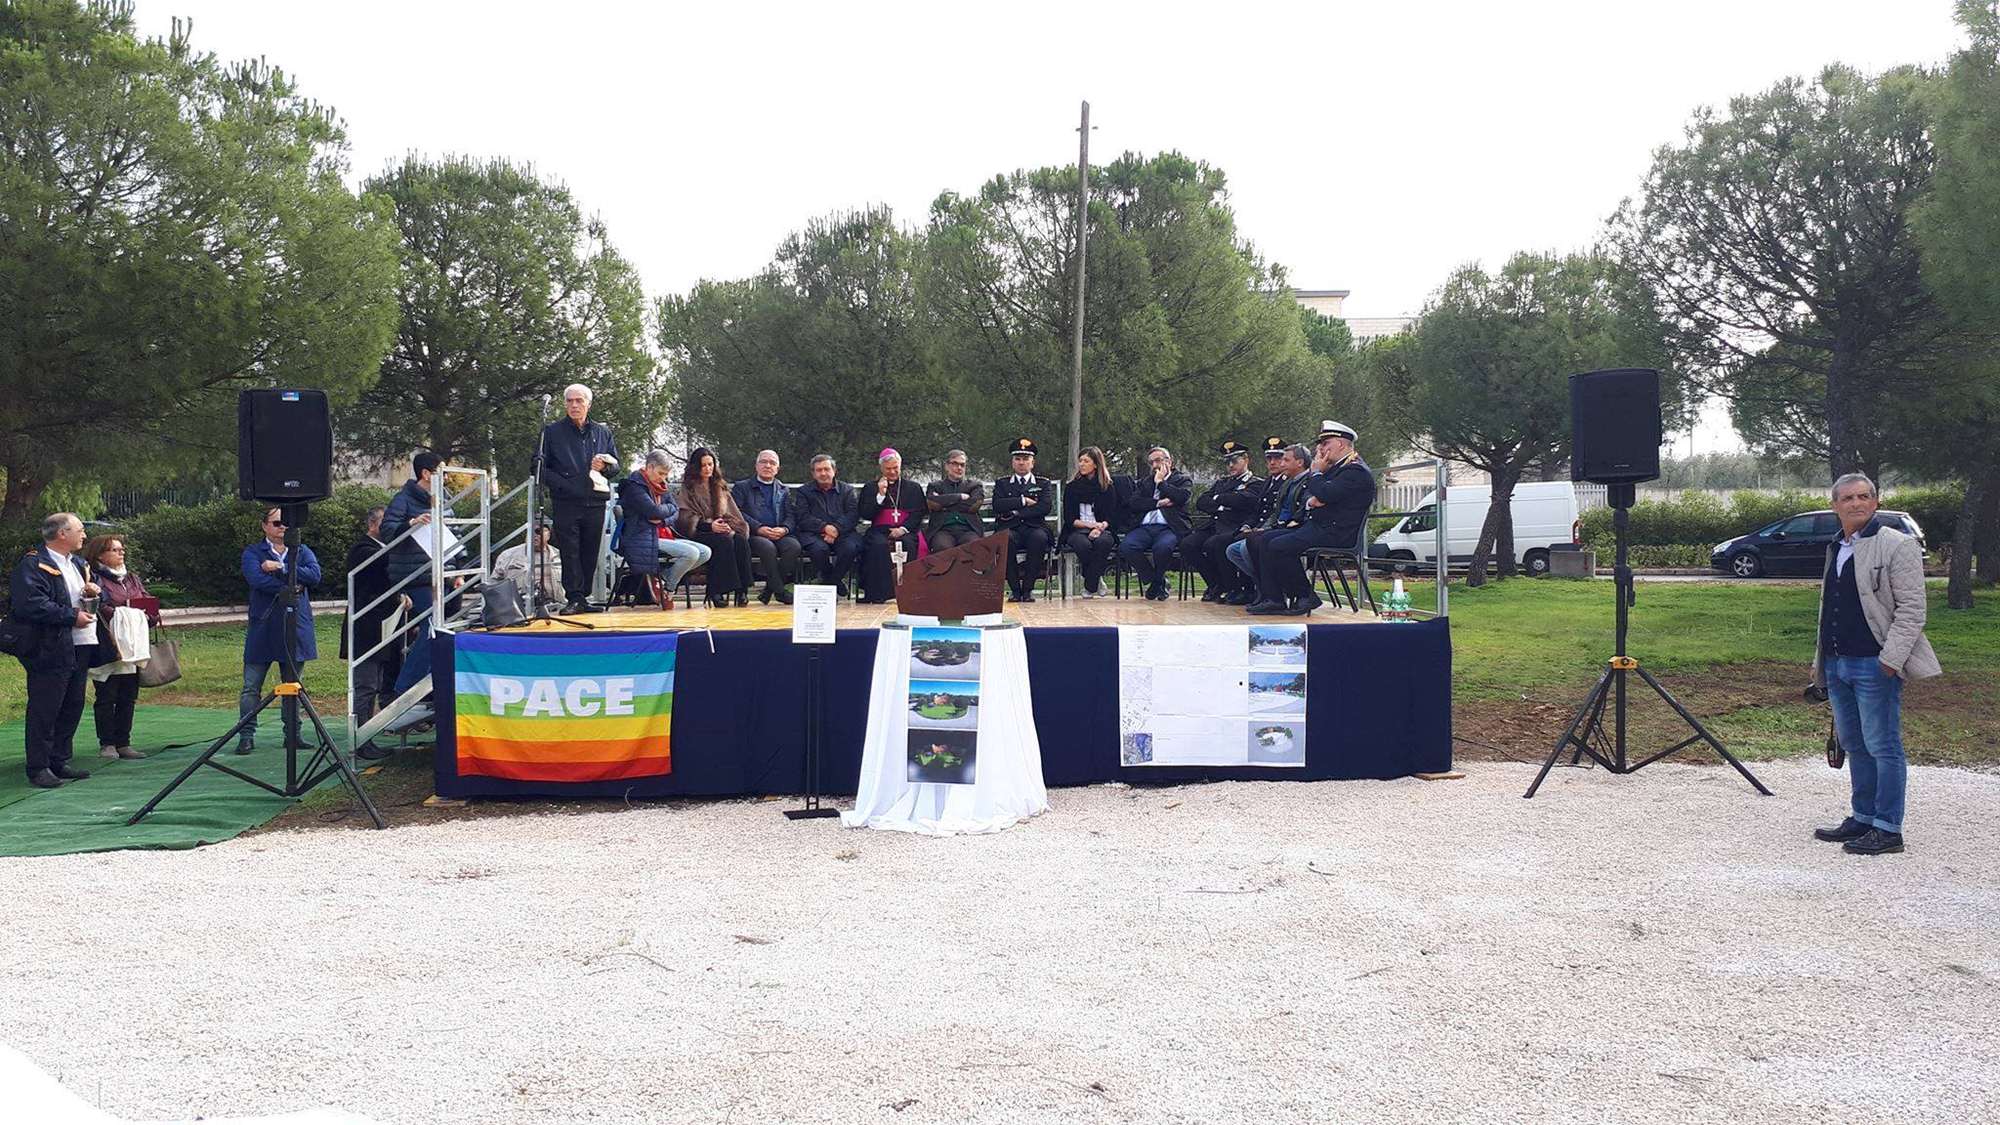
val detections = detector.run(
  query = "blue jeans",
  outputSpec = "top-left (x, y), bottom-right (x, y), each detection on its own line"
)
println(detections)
top-left (1120, 523), bottom-right (1179, 590)
top-left (1826, 654), bottom-right (1906, 833)
top-left (390, 587), bottom-right (434, 702)
top-left (658, 537), bottom-right (712, 592)
top-left (1227, 537), bottom-right (1255, 578)
top-left (239, 661), bottom-right (302, 750)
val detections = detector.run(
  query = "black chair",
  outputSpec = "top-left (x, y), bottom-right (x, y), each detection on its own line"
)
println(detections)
top-left (1307, 521), bottom-right (1378, 615)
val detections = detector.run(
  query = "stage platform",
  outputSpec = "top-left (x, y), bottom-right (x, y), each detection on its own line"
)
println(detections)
top-left (528, 596), bottom-right (1380, 633)
top-left (432, 599), bottom-right (1452, 800)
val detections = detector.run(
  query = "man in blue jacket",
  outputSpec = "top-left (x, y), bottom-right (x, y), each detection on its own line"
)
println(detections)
top-left (794, 455), bottom-right (863, 593)
top-left (732, 449), bottom-right (802, 605)
top-left (538, 383), bottom-right (619, 613)
top-left (240, 507), bottom-right (321, 754)
top-left (9, 513), bottom-right (100, 787)
top-left (378, 451), bottom-right (448, 735)
top-left (1250, 421), bottom-right (1376, 616)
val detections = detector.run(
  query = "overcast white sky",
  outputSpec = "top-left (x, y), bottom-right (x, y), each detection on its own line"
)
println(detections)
top-left (135, 0), bottom-right (1967, 449)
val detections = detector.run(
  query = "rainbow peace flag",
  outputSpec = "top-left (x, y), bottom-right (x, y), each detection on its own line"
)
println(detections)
top-left (453, 630), bottom-right (676, 782)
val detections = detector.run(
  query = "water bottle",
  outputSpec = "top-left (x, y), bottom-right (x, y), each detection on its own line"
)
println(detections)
top-left (1386, 578), bottom-right (1412, 622)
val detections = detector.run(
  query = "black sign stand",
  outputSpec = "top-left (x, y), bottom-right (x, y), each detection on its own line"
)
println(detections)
top-left (785, 644), bottom-right (839, 819)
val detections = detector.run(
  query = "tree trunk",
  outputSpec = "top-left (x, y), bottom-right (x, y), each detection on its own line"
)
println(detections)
top-left (0, 457), bottom-right (49, 525)
top-left (1976, 481), bottom-right (2000, 587)
top-left (1491, 463), bottom-right (1523, 578)
top-left (1824, 345), bottom-right (1874, 480)
top-left (1946, 474), bottom-right (1986, 610)
top-left (1465, 486), bottom-right (1512, 589)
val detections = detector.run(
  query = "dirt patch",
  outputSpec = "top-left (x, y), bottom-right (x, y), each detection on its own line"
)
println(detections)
top-left (1455, 662), bottom-right (1998, 770)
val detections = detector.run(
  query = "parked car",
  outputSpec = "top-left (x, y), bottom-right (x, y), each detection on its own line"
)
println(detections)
top-left (1709, 509), bottom-right (1924, 578)
top-left (1369, 481), bottom-right (1580, 576)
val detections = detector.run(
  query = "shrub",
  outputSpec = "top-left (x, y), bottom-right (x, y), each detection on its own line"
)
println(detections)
top-left (1882, 483), bottom-right (1962, 547)
top-left (123, 484), bottom-right (392, 607)
top-left (1580, 489), bottom-right (1830, 554)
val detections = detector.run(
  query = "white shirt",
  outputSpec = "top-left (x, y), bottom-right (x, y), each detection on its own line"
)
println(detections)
top-left (50, 547), bottom-right (92, 646)
top-left (1142, 479), bottom-right (1166, 526)
top-left (1835, 528), bottom-right (1860, 575)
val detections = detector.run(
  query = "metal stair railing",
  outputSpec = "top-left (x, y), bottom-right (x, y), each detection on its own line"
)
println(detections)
top-left (345, 468), bottom-right (528, 750)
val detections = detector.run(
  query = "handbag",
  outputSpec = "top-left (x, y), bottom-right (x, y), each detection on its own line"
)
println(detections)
top-left (137, 628), bottom-right (182, 687)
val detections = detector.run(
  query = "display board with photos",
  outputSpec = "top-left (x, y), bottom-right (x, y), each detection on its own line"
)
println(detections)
top-left (1118, 624), bottom-right (1308, 767)
top-left (906, 625), bottom-right (981, 785)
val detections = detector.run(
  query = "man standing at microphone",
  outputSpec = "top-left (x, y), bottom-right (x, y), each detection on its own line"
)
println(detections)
top-left (538, 383), bottom-right (620, 614)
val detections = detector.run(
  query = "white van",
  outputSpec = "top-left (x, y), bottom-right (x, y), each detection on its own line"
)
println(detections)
top-left (1370, 481), bottom-right (1580, 576)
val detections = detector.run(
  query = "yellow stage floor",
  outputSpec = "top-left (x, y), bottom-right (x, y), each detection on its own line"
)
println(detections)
top-left (509, 595), bottom-right (1374, 632)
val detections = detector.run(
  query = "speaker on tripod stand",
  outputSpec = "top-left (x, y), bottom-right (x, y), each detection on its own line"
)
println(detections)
top-left (130, 389), bottom-right (385, 828)
top-left (1524, 369), bottom-right (1771, 799)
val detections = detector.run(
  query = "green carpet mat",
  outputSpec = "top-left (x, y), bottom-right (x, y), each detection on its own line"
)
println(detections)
top-left (0, 705), bottom-right (417, 857)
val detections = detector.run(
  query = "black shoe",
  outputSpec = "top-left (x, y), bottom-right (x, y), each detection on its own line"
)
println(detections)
top-left (1200, 589), bottom-right (1223, 603)
top-left (776, 586), bottom-right (794, 605)
top-left (28, 769), bottom-right (64, 789)
top-left (1813, 817), bottom-right (1871, 843)
top-left (356, 743), bottom-right (396, 762)
top-left (1246, 600), bottom-right (1289, 615)
top-left (578, 602), bottom-right (606, 614)
top-left (1843, 829), bottom-right (1905, 855)
top-left (1292, 592), bottom-right (1324, 615)
top-left (1222, 589), bottom-right (1255, 606)
top-left (1019, 591), bottom-right (1037, 603)
top-left (734, 591), bottom-right (749, 608)
top-left (235, 743), bottom-right (255, 756)
top-left (759, 588), bottom-right (774, 605)
top-left (52, 763), bottom-right (91, 780)
top-left (560, 601), bottom-right (585, 616)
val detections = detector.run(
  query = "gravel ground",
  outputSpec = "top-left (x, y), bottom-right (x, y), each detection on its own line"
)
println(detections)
top-left (2, 759), bottom-right (1996, 1125)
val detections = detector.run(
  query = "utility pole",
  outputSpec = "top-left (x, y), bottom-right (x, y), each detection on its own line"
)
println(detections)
top-left (1067, 100), bottom-right (1090, 473)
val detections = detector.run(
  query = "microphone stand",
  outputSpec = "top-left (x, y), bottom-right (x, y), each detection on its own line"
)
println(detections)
top-left (526, 396), bottom-right (594, 630)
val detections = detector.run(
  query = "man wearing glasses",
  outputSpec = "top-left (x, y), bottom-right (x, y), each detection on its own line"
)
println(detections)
top-left (239, 506), bottom-right (323, 754)
top-left (924, 449), bottom-right (986, 552)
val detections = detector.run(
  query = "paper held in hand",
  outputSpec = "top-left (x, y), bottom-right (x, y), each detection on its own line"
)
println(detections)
top-left (415, 519), bottom-right (461, 561)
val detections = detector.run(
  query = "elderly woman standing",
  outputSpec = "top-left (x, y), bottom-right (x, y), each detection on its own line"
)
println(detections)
top-left (82, 534), bottom-right (160, 759)
top-left (618, 450), bottom-right (713, 608)
top-left (856, 447), bottom-right (927, 604)
top-left (674, 447), bottom-right (752, 607)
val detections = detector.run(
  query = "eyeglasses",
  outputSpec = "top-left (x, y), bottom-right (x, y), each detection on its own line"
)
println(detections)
top-left (265, 519), bottom-right (285, 528)
top-left (104, 545), bottom-right (125, 553)
top-left (946, 460), bottom-right (967, 467)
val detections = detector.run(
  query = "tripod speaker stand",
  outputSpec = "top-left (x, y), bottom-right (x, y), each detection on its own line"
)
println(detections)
top-left (1524, 484), bottom-right (1771, 799)
top-left (129, 502), bottom-right (385, 827)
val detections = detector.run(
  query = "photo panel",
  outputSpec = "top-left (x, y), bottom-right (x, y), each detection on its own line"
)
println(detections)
top-left (910, 625), bottom-right (982, 681)
top-left (1246, 670), bottom-right (1307, 717)
top-left (1247, 720), bottom-right (1307, 766)
top-left (1248, 624), bottom-right (1308, 667)
top-left (907, 728), bottom-right (977, 785)
top-left (908, 677), bottom-right (980, 731)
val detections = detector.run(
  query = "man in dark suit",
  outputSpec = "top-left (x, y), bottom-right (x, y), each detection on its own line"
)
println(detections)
top-left (732, 449), bottom-right (802, 605)
top-left (1223, 440), bottom-right (1303, 605)
top-left (1118, 446), bottom-right (1194, 601)
top-left (1251, 421), bottom-right (1377, 616)
top-left (794, 454), bottom-right (864, 591)
top-left (989, 438), bottom-right (1053, 602)
top-left (537, 382), bottom-right (620, 613)
top-left (1184, 440), bottom-right (1263, 603)
top-left (9, 513), bottom-right (99, 788)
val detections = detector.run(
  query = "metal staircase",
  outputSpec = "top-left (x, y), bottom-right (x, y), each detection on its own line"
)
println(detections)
top-left (346, 466), bottom-right (528, 751)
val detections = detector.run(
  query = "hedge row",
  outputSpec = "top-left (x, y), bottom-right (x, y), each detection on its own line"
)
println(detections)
top-left (1578, 486), bottom-right (1963, 555)
top-left (119, 484), bottom-right (394, 606)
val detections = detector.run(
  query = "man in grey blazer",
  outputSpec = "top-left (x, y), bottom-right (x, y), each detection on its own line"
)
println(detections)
top-left (1811, 473), bottom-right (1941, 856)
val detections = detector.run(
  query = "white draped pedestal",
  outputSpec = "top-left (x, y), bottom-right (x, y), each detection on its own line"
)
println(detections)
top-left (842, 620), bottom-right (1048, 835)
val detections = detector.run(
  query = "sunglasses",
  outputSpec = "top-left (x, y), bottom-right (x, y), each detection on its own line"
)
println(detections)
top-left (266, 519), bottom-right (286, 528)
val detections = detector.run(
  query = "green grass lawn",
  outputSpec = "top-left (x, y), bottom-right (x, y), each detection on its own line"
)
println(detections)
top-left (0, 618), bottom-right (352, 726)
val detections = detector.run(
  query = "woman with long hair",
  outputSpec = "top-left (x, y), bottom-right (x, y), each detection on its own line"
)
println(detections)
top-left (82, 534), bottom-right (161, 758)
top-left (673, 447), bottom-right (752, 607)
top-left (1062, 446), bottom-right (1120, 598)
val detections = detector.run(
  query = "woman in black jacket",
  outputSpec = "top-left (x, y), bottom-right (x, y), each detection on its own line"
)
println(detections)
top-left (1061, 447), bottom-right (1120, 598)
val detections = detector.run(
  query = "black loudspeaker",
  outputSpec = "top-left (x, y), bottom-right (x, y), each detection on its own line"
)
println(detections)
top-left (1570, 368), bottom-right (1662, 485)
top-left (238, 389), bottom-right (334, 503)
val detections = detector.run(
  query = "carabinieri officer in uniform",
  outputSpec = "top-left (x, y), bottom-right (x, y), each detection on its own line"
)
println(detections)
top-left (1250, 421), bottom-right (1376, 616)
top-left (990, 438), bottom-right (1053, 602)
